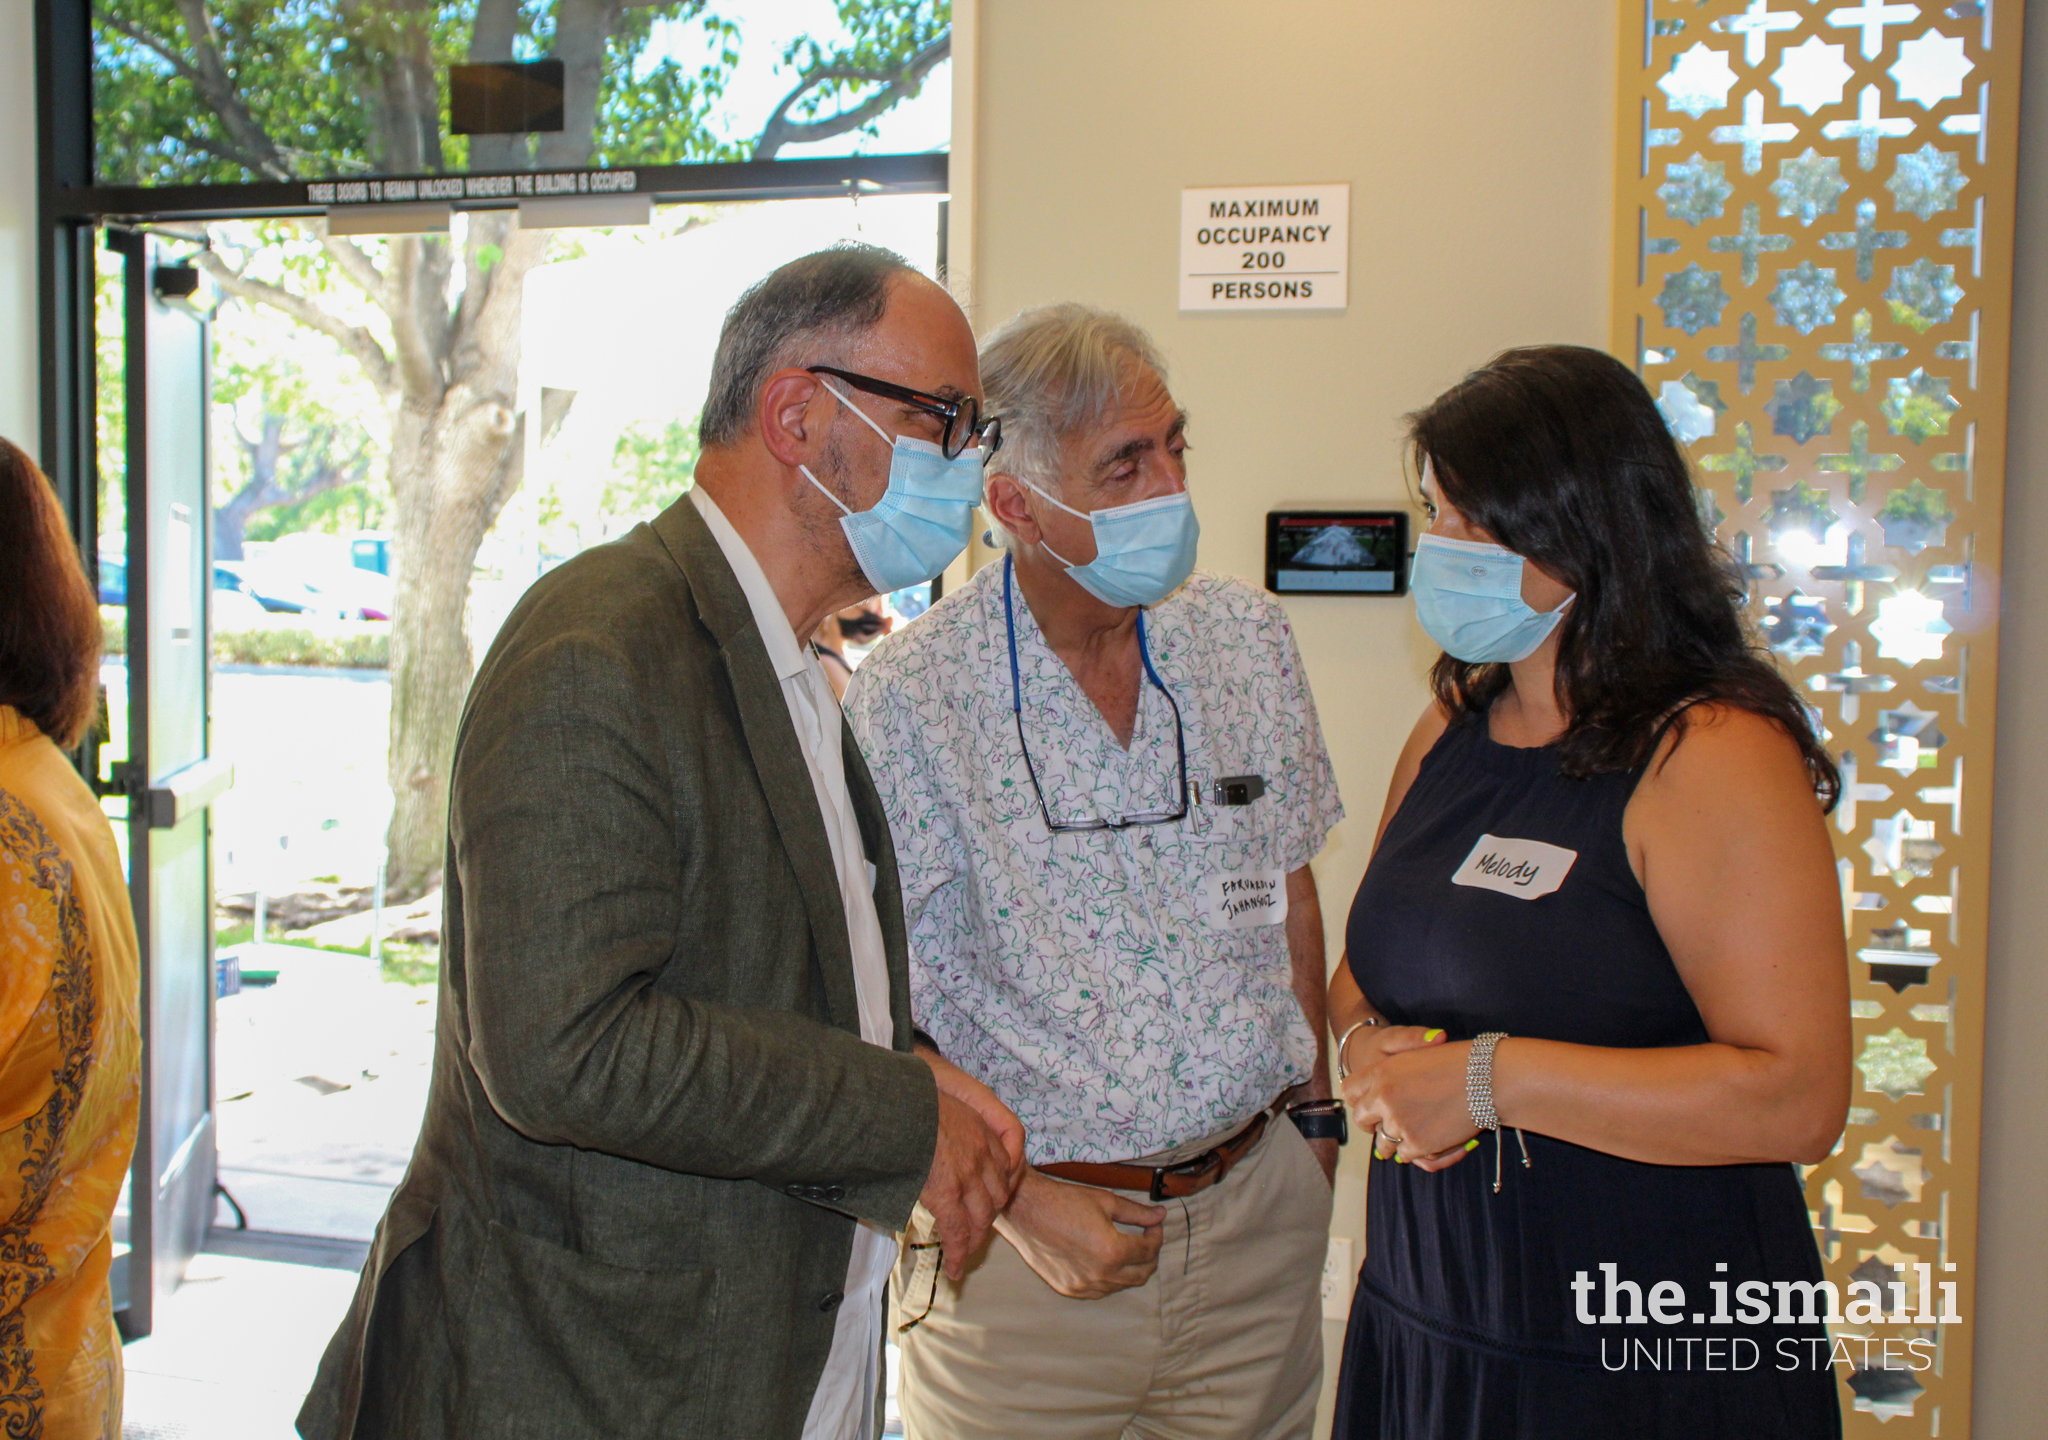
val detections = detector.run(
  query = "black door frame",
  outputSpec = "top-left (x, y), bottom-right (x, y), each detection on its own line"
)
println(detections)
top-left (33, 0), bottom-right (948, 1329)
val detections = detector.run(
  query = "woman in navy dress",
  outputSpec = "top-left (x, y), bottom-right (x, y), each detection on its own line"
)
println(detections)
top-left (1329, 346), bottom-right (1850, 1439)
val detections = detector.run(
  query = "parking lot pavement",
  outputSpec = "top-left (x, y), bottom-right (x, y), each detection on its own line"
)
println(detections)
top-left (216, 951), bottom-right (436, 1241)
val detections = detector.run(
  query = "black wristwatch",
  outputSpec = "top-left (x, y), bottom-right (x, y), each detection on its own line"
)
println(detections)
top-left (1287, 1099), bottom-right (1348, 1145)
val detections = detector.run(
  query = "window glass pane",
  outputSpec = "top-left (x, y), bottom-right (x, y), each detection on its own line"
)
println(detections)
top-left (93, 1), bottom-right (951, 188)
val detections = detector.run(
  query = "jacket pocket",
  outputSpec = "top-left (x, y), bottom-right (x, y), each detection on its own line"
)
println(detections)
top-left (456, 1221), bottom-right (720, 1437)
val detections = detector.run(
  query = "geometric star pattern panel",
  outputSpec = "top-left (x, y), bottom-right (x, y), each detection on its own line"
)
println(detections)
top-left (1612, 3), bottom-right (2024, 1434)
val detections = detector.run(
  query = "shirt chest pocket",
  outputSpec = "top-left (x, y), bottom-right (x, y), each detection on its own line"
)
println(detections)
top-left (1179, 804), bottom-right (1289, 933)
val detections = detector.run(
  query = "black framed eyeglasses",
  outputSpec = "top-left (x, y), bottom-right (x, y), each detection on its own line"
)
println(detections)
top-left (807, 364), bottom-right (1003, 462)
top-left (1003, 556), bottom-right (1189, 834)
top-left (896, 1240), bottom-right (945, 1333)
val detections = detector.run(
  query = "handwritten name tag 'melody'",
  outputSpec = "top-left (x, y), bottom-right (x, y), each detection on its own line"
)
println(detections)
top-left (1451, 835), bottom-right (1578, 900)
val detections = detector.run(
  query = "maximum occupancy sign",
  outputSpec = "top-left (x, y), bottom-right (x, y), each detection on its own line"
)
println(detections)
top-left (1179, 183), bottom-right (1350, 311)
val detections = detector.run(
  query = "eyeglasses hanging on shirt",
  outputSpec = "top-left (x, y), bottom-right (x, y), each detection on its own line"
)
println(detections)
top-left (1003, 554), bottom-right (1188, 834)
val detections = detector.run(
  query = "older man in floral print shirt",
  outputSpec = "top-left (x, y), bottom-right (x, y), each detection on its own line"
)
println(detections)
top-left (845, 304), bottom-right (1344, 1440)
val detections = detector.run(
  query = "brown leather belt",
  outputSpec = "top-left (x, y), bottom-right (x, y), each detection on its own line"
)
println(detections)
top-left (1040, 1109), bottom-right (1272, 1202)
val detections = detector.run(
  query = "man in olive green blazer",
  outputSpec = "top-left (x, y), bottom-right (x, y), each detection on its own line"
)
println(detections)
top-left (299, 247), bottom-right (1021, 1440)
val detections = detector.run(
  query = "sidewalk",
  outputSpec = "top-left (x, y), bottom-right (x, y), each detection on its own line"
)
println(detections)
top-left (122, 1240), bottom-right (363, 1440)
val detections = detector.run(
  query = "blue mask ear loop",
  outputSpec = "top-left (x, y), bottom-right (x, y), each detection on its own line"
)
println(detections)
top-left (1003, 554), bottom-right (1188, 828)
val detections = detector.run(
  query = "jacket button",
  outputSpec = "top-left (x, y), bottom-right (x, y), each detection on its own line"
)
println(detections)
top-left (818, 1290), bottom-right (844, 1312)
top-left (821, 1184), bottom-right (846, 1202)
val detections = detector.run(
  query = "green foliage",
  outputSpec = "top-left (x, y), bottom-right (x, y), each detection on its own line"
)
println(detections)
top-left (1881, 369), bottom-right (1960, 446)
top-left (244, 482), bottom-right (389, 542)
top-left (379, 941), bottom-right (441, 986)
top-left (1885, 393), bottom-right (1955, 444)
top-left (268, 928), bottom-right (441, 985)
top-left (1879, 481), bottom-right (1956, 528)
top-left (591, 8), bottom-right (743, 167)
top-left (606, 414), bottom-right (700, 521)
top-left (1765, 479), bottom-right (1839, 543)
top-left (215, 625), bottom-right (391, 669)
top-left (780, 2), bottom-right (950, 140)
top-left (104, 614), bottom-right (378, 699)
top-left (90, 0), bottom-right (950, 893)
top-left (94, 0), bottom-right (388, 183)
top-left (94, 250), bottom-right (126, 540)
top-left (213, 260), bottom-right (389, 541)
top-left (92, 0), bottom-right (740, 183)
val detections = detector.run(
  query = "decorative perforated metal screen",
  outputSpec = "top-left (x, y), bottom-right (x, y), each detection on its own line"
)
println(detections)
top-left (1613, 2), bottom-right (2024, 1432)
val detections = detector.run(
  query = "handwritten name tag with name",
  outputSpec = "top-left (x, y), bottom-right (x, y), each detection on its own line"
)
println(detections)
top-left (1203, 868), bottom-right (1289, 929)
top-left (1451, 835), bottom-right (1577, 900)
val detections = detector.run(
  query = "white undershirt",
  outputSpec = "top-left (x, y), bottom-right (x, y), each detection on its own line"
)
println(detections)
top-left (690, 488), bottom-right (897, 1440)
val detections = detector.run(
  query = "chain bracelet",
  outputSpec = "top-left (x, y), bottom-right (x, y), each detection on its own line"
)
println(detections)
top-left (1467, 1031), bottom-right (1508, 1131)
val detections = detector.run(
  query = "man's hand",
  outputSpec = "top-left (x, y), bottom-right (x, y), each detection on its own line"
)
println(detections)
top-left (918, 1047), bottom-right (1027, 1179)
top-left (995, 1170), bottom-right (1166, 1300)
top-left (919, 1090), bottom-right (1026, 1280)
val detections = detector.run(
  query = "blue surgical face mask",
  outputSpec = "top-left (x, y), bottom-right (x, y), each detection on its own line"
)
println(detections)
top-left (1019, 477), bottom-right (1200, 608)
top-left (801, 378), bottom-right (984, 593)
top-left (1409, 533), bottom-right (1574, 663)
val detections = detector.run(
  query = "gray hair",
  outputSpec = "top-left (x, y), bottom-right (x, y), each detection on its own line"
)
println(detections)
top-left (699, 243), bottom-right (917, 448)
top-left (979, 304), bottom-right (1167, 503)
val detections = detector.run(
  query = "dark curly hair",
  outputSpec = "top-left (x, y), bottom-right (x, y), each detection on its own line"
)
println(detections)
top-left (1410, 345), bottom-right (1839, 809)
top-left (0, 438), bottom-right (102, 749)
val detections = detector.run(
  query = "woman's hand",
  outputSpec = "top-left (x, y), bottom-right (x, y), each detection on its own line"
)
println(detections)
top-left (1339, 1026), bottom-right (1450, 1142)
top-left (1345, 1033), bottom-right (1482, 1170)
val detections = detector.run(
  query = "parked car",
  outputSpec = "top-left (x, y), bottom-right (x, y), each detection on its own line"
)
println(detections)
top-left (243, 535), bottom-right (393, 620)
top-left (217, 559), bottom-right (340, 618)
top-left (351, 533), bottom-right (391, 576)
top-left (292, 565), bottom-right (393, 622)
top-left (98, 548), bottom-right (383, 622)
top-left (212, 586), bottom-right (271, 628)
top-left (97, 549), bottom-right (126, 606)
top-left (100, 553), bottom-right (266, 613)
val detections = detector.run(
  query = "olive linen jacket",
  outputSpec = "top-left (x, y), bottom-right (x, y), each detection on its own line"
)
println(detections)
top-left (297, 496), bottom-right (939, 1440)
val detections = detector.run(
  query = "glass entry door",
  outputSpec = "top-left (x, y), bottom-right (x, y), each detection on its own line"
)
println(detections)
top-left (112, 229), bottom-right (233, 1338)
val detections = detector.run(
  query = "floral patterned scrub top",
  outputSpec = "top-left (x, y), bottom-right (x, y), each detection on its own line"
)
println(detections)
top-left (0, 708), bottom-right (141, 1439)
top-left (845, 564), bottom-right (1342, 1165)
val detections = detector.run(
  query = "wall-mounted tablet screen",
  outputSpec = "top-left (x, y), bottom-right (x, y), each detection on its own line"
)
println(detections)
top-left (1265, 510), bottom-right (1409, 595)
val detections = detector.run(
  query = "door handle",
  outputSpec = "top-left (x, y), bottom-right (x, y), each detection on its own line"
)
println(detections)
top-left (144, 755), bottom-right (235, 830)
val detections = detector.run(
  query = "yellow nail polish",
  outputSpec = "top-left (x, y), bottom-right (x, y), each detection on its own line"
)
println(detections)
top-left (1426, 1028), bottom-right (1445, 1042)
top-left (1396, 1154), bottom-right (1408, 1164)
top-left (1464, 1138), bottom-right (1480, 1152)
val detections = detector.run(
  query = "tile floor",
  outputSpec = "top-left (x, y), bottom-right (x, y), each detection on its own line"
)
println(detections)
top-left (121, 1246), bottom-right (362, 1440)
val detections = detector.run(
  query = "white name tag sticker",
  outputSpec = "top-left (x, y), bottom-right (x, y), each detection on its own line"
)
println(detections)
top-left (1203, 868), bottom-right (1288, 929)
top-left (1451, 835), bottom-right (1578, 899)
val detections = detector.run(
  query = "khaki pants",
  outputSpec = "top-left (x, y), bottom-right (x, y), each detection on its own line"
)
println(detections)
top-left (893, 1115), bottom-right (1332, 1440)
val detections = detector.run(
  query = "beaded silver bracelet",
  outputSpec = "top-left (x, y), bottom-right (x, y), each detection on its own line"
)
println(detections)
top-left (1466, 1031), bottom-right (1508, 1131)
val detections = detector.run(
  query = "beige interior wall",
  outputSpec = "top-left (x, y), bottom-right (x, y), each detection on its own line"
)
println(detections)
top-left (0, 0), bottom-right (41, 452)
top-left (1974, 1), bottom-right (2048, 1434)
top-left (969, 0), bottom-right (2048, 1428)
top-left (965, 0), bottom-right (1616, 1422)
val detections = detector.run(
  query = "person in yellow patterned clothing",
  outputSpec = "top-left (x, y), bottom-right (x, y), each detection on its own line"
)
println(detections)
top-left (0, 437), bottom-right (142, 1439)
